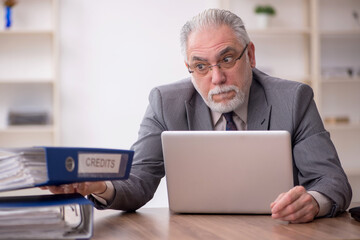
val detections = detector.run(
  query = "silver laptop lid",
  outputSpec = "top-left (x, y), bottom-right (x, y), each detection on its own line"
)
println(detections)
top-left (161, 130), bottom-right (293, 214)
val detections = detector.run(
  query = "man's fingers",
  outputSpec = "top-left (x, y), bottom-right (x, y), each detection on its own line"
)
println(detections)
top-left (290, 211), bottom-right (318, 224)
top-left (75, 182), bottom-right (91, 196)
top-left (77, 182), bottom-right (86, 191)
top-left (271, 186), bottom-right (306, 214)
top-left (45, 184), bottom-right (76, 194)
top-left (272, 193), bottom-right (311, 218)
top-left (275, 202), bottom-right (318, 223)
top-left (40, 182), bottom-right (106, 197)
top-left (271, 187), bottom-right (319, 223)
top-left (62, 184), bottom-right (76, 193)
top-left (270, 193), bottom-right (284, 209)
top-left (46, 185), bottom-right (66, 194)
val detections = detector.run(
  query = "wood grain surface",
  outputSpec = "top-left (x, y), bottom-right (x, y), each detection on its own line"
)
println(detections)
top-left (92, 205), bottom-right (360, 240)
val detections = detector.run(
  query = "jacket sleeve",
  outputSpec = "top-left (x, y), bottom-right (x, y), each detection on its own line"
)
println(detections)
top-left (291, 84), bottom-right (352, 217)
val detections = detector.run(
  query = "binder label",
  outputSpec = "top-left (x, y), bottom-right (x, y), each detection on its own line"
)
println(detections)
top-left (78, 153), bottom-right (122, 174)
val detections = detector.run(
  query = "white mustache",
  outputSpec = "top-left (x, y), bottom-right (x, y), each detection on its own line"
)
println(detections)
top-left (208, 85), bottom-right (239, 98)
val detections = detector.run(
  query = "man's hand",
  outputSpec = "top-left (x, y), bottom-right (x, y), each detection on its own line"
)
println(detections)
top-left (40, 181), bottom-right (107, 196)
top-left (270, 186), bottom-right (319, 223)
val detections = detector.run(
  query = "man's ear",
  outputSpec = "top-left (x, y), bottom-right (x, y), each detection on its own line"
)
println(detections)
top-left (247, 42), bottom-right (256, 68)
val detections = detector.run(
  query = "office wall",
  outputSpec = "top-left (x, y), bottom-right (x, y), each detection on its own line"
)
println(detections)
top-left (59, 0), bottom-right (219, 207)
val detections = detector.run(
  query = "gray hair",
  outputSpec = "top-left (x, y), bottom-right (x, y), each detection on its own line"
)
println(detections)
top-left (180, 9), bottom-right (250, 60)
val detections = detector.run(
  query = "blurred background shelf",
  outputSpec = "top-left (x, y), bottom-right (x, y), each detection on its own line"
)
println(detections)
top-left (0, 29), bottom-right (53, 35)
top-left (0, 0), bottom-right (59, 148)
top-left (0, 125), bottom-right (55, 133)
top-left (247, 28), bottom-right (311, 36)
top-left (0, 78), bottom-right (55, 84)
top-left (320, 29), bottom-right (360, 36)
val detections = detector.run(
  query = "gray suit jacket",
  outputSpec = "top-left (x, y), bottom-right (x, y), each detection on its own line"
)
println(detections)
top-left (89, 68), bottom-right (352, 217)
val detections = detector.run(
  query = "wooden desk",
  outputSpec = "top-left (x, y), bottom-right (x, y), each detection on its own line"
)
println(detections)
top-left (92, 207), bottom-right (360, 240)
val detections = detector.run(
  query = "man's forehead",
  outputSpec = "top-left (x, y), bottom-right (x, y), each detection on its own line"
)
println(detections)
top-left (186, 25), bottom-right (242, 61)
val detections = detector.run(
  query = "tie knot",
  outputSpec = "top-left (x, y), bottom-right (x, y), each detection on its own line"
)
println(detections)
top-left (223, 112), bottom-right (237, 131)
top-left (223, 112), bottom-right (234, 122)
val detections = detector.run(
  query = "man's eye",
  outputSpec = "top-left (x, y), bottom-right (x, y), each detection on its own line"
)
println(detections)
top-left (196, 64), bottom-right (207, 71)
top-left (223, 56), bottom-right (234, 63)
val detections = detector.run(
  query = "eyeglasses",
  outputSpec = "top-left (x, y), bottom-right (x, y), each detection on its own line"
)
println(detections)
top-left (187, 43), bottom-right (248, 77)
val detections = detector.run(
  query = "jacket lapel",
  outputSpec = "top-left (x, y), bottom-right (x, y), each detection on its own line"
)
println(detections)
top-left (185, 92), bottom-right (213, 130)
top-left (247, 75), bottom-right (272, 130)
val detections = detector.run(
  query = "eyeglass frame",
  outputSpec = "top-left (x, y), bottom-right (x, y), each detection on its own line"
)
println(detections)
top-left (187, 43), bottom-right (249, 76)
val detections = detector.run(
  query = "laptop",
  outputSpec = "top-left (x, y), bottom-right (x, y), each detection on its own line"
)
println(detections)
top-left (161, 130), bottom-right (293, 214)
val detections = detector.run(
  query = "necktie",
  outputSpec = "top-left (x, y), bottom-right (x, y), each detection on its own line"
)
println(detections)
top-left (223, 112), bottom-right (238, 131)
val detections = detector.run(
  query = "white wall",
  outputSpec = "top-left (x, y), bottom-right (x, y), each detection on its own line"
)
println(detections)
top-left (59, 0), bottom-right (219, 207)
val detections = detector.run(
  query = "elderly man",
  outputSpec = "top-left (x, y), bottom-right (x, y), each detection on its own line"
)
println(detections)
top-left (45, 9), bottom-right (351, 223)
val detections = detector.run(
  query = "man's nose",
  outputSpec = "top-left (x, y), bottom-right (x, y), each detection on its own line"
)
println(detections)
top-left (210, 65), bottom-right (226, 85)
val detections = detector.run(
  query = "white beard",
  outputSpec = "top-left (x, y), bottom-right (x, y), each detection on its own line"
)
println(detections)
top-left (192, 73), bottom-right (252, 113)
top-left (206, 85), bottom-right (245, 113)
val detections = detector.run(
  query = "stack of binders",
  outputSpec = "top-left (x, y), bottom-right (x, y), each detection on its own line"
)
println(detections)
top-left (0, 146), bottom-right (134, 239)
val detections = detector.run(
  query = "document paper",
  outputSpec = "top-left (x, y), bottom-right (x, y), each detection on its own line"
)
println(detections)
top-left (0, 205), bottom-right (81, 239)
top-left (0, 148), bottom-right (47, 191)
